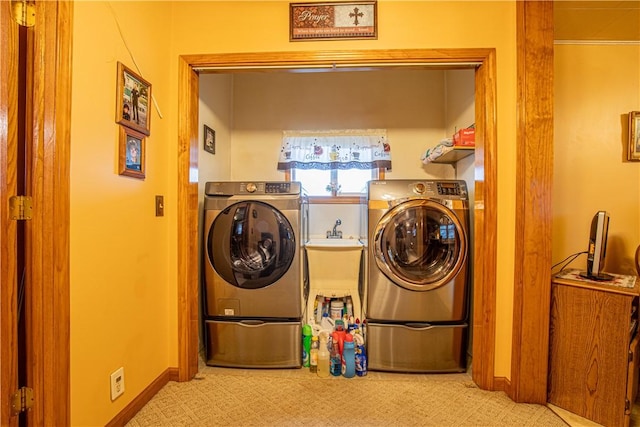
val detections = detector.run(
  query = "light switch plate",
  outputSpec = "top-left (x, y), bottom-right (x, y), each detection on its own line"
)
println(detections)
top-left (155, 195), bottom-right (164, 217)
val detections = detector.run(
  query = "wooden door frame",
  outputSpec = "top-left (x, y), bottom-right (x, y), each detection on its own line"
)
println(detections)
top-left (176, 48), bottom-right (500, 388)
top-left (510, 0), bottom-right (554, 404)
top-left (0, 1), bottom-right (71, 425)
top-left (1, 2), bottom-right (20, 425)
top-left (177, 3), bottom-right (555, 399)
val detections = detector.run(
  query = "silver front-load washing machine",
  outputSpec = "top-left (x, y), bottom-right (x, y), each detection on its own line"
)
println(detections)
top-left (366, 179), bottom-right (470, 372)
top-left (202, 181), bottom-right (306, 368)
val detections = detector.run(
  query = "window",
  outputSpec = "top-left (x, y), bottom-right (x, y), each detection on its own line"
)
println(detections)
top-left (277, 129), bottom-right (391, 200)
top-left (293, 168), bottom-right (376, 197)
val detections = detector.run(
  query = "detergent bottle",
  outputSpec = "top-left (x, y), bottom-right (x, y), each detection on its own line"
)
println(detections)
top-left (330, 332), bottom-right (342, 376)
top-left (334, 319), bottom-right (347, 355)
top-left (342, 333), bottom-right (356, 378)
top-left (317, 332), bottom-right (330, 378)
top-left (302, 324), bottom-right (313, 367)
top-left (309, 335), bottom-right (319, 374)
top-left (353, 333), bottom-right (367, 377)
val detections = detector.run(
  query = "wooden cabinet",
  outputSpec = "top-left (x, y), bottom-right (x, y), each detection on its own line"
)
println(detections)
top-left (548, 276), bottom-right (640, 427)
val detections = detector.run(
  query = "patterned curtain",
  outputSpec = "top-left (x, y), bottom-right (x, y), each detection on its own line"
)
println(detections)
top-left (277, 129), bottom-right (391, 171)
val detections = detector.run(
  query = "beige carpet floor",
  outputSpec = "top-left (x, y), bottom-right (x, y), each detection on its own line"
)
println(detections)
top-left (126, 365), bottom-right (568, 426)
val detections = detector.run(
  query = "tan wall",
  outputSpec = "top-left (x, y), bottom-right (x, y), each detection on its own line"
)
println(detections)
top-left (553, 43), bottom-right (640, 276)
top-left (444, 69), bottom-right (476, 350)
top-left (199, 74), bottom-right (233, 187)
top-left (70, 2), bottom-right (174, 425)
top-left (70, 1), bottom-right (516, 424)
top-left (198, 72), bottom-right (234, 250)
top-left (228, 69), bottom-right (454, 182)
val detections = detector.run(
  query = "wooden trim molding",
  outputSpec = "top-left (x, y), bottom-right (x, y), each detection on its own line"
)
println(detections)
top-left (1, 2), bottom-right (73, 425)
top-left (185, 49), bottom-right (494, 70)
top-left (0, 2), bottom-right (20, 425)
top-left (106, 368), bottom-right (179, 427)
top-left (471, 50), bottom-right (498, 391)
top-left (494, 376), bottom-right (513, 396)
top-left (510, 0), bottom-right (554, 404)
top-left (177, 49), bottom-right (499, 391)
top-left (24, 1), bottom-right (73, 425)
top-left (177, 57), bottom-right (200, 382)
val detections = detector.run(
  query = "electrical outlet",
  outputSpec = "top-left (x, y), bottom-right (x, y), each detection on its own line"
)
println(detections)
top-left (110, 367), bottom-right (125, 401)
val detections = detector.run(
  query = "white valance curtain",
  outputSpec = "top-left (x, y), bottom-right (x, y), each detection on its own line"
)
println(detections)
top-left (277, 129), bottom-right (392, 171)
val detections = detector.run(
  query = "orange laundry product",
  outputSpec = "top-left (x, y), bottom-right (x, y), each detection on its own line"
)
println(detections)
top-left (453, 128), bottom-right (475, 147)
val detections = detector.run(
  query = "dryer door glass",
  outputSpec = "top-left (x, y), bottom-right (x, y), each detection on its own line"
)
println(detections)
top-left (374, 199), bottom-right (467, 291)
top-left (208, 201), bottom-right (296, 289)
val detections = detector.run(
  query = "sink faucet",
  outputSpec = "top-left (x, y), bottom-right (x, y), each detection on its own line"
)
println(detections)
top-left (327, 219), bottom-right (343, 239)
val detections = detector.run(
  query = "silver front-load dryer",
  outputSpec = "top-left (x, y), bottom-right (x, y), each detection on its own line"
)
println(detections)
top-left (366, 179), bottom-right (470, 372)
top-left (367, 180), bottom-right (469, 322)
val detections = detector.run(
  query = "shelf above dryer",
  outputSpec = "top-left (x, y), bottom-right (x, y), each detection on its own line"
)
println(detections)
top-left (430, 147), bottom-right (475, 164)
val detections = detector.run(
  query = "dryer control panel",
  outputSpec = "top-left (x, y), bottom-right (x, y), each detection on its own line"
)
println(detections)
top-left (411, 181), bottom-right (466, 197)
top-left (369, 180), bottom-right (467, 201)
top-left (436, 181), bottom-right (464, 196)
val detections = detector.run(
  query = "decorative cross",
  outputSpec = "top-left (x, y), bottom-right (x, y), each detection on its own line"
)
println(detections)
top-left (349, 7), bottom-right (363, 26)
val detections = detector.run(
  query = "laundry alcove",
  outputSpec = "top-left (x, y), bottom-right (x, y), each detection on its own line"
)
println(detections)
top-left (176, 49), bottom-right (500, 393)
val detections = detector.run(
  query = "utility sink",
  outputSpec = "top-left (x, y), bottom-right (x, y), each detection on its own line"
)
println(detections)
top-left (304, 238), bottom-right (364, 249)
top-left (304, 237), bottom-right (365, 324)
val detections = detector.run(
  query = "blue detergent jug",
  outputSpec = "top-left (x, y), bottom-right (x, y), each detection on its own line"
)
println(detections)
top-left (342, 334), bottom-right (356, 378)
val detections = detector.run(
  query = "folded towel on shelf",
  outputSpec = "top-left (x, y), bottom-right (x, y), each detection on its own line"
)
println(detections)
top-left (422, 138), bottom-right (454, 164)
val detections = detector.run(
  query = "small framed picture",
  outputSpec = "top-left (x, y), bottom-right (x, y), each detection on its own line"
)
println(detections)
top-left (119, 126), bottom-right (146, 179)
top-left (116, 62), bottom-right (152, 136)
top-left (204, 125), bottom-right (215, 154)
top-left (628, 111), bottom-right (640, 161)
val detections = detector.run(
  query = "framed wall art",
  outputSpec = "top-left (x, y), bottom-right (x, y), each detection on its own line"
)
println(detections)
top-left (116, 62), bottom-right (152, 136)
top-left (628, 111), bottom-right (640, 161)
top-left (204, 125), bottom-right (216, 154)
top-left (119, 126), bottom-right (146, 179)
top-left (290, 1), bottom-right (377, 41)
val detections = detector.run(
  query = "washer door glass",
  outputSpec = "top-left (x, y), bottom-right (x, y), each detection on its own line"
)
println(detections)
top-left (373, 199), bottom-right (467, 291)
top-left (208, 201), bottom-right (296, 289)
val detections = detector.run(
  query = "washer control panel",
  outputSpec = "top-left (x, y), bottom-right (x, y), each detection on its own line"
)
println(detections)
top-left (265, 182), bottom-right (293, 194)
top-left (237, 182), bottom-right (299, 195)
top-left (204, 181), bottom-right (301, 196)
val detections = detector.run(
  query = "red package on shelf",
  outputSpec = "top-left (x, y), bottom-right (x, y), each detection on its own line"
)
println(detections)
top-left (453, 128), bottom-right (475, 147)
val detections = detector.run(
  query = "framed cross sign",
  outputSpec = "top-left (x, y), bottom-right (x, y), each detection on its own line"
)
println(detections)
top-left (290, 1), bottom-right (377, 41)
